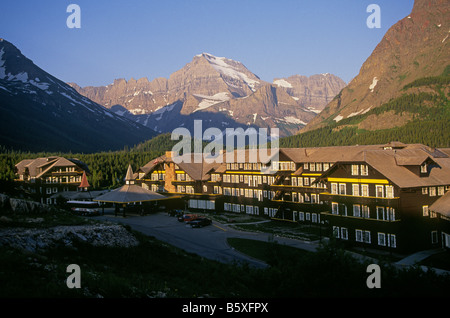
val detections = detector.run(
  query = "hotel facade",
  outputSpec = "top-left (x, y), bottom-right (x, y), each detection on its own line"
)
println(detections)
top-left (15, 156), bottom-right (89, 204)
top-left (135, 142), bottom-right (450, 253)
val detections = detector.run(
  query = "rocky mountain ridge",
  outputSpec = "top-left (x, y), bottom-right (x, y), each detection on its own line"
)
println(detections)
top-left (302, 0), bottom-right (450, 133)
top-left (69, 53), bottom-right (346, 137)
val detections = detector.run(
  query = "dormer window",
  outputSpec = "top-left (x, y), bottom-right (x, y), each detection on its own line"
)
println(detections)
top-left (420, 163), bottom-right (427, 174)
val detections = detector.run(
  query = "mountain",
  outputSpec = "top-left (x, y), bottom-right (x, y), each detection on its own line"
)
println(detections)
top-left (301, 0), bottom-right (450, 134)
top-left (0, 39), bottom-right (156, 153)
top-left (69, 53), bottom-right (345, 137)
top-left (273, 74), bottom-right (346, 114)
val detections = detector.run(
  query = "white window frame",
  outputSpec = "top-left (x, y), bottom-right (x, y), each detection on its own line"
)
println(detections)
top-left (352, 184), bottom-right (360, 196)
top-left (378, 232), bottom-right (386, 246)
top-left (355, 229), bottom-right (363, 242)
top-left (353, 205), bottom-right (361, 217)
top-left (375, 185), bottom-right (384, 198)
top-left (351, 164), bottom-right (359, 176)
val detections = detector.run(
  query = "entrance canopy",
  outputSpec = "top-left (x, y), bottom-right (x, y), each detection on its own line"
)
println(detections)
top-left (94, 184), bottom-right (168, 204)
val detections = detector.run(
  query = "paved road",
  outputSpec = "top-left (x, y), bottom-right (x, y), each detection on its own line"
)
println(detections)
top-left (94, 210), bottom-right (450, 275)
top-left (94, 211), bottom-right (318, 268)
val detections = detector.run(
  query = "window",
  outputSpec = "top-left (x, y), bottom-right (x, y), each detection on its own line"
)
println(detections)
top-left (361, 165), bottom-right (369, 176)
top-left (333, 226), bottom-right (340, 238)
top-left (304, 193), bottom-right (310, 202)
top-left (362, 205), bottom-right (370, 218)
top-left (361, 184), bottom-right (369, 197)
top-left (429, 187), bottom-right (436, 196)
top-left (353, 205), bottom-right (361, 217)
top-left (351, 165), bottom-right (359, 176)
top-left (364, 231), bottom-right (371, 243)
top-left (387, 208), bottom-right (396, 221)
top-left (378, 233), bottom-right (386, 246)
top-left (341, 228), bottom-right (348, 240)
top-left (352, 184), bottom-right (360, 196)
top-left (422, 205), bottom-right (429, 217)
top-left (186, 186), bottom-right (195, 194)
top-left (323, 163), bottom-right (330, 171)
top-left (46, 187), bottom-right (52, 194)
top-left (331, 183), bottom-right (338, 194)
top-left (376, 185), bottom-right (384, 198)
top-left (386, 185), bottom-right (394, 198)
top-left (332, 203), bottom-right (339, 215)
top-left (292, 177), bottom-right (297, 186)
top-left (431, 231), bottom-right (438, 244)
top-left (376, 207), bottom-right (385, 220)
top-left (339, 183), bottom-right (346, 195)
top-left (438, 186), bottom-right (444, 196)
top-left (299, 212), bottom-right (305, 221)
top-left (422, 187), bottom-right (428, 195)
top-left (421, 163), bottom-right (427, 173)
top-left (388, 234), bottom-right (397, 248)
top-left (356, 230), bottom-right (363, 242)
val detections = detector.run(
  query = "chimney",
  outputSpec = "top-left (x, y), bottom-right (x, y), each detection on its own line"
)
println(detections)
top-left (165, 151), bottom-right (174, 159)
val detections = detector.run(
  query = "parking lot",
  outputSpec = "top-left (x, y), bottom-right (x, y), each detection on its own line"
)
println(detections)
top-left (94, 210), bottom-right (319, 268)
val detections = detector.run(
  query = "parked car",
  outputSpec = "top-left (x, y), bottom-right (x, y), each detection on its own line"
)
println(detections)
top-left (178, 213), bottom-right (199, 223)
top-left (187, 217), bottom-right (212, 228)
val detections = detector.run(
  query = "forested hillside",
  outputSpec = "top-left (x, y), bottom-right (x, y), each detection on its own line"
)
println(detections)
top-left (0, 133), bottom-right (178, 190)
top-left (280, 72), bottom-right (450, 148)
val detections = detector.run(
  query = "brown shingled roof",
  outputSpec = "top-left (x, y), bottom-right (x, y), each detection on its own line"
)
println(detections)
top-left (429, 191), bottom-right (450, 217)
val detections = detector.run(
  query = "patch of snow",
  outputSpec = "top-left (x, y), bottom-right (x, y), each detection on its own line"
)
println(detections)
top-left (8, 71), bottom-right (28, 83)
top-left (347, 109), bottom-right (364, 118)
top-left (307, 107), bottom-right (321, 114)
top-left (283, 116), bottom-right (307, 125)
top-left (291, 96), bottom-right (299, 101)
top-left (152, 103), bottom-right (176, 115)
top-left (193, 92), bottom-right (230, 112)
top-left (362, 107), bottom-right (372, 114)
top-left (273, 79), bottom-right (292, 88)
top-left (369, 77), bottom-right (378, 92)
top-left (253, 113), bottom-right (257, 123)
top-left (129, 108), bottom-right (147, 115)
top-left (29, 80), bottom-right (49, 90)
top-left (202, 53), bottom-right (259, 91)
top-left (334, 115), bottom-right (344, 122)
top-left (261, 116), bottom-right (269, 121)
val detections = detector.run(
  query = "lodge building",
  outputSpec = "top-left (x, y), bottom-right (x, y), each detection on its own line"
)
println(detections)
top-left (14, 156), bottom-right (89, 204)
top-left (135, 142), bottom-right (450, 253)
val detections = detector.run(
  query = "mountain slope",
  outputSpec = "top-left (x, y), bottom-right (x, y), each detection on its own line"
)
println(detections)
top-left (0, 39), bottom-right (156, 153)
top-left (302, 0), bottom-right (450, 133)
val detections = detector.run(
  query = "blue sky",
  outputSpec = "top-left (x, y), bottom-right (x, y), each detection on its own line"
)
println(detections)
top-left (0, 0), bottom-right (414, 87)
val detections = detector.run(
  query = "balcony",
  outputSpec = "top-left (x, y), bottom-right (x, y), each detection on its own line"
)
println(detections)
top-left (320, 192), bottom-right (399, 206)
